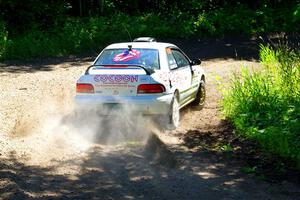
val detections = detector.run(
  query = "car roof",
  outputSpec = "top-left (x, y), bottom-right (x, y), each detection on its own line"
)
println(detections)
top-left (105, 42), bottom-right (178, 50)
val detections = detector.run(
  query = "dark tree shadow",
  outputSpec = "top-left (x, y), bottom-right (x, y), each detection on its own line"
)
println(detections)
top-left (164, 33), bottom-right (300, 61)
top-left (0, 55), bottom-right (95, 74)
top-left (2, 33), bottom-right (299, 74)
top-left (179, 119), bottom-right (300, 184)
top-left (165, 35), bottom-right (260, 61)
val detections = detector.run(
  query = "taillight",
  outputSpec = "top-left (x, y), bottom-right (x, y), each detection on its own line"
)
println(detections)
top-left (137, 84), bottom-right (166, 94)
top-left (76, 83), bottom-right (94, 93)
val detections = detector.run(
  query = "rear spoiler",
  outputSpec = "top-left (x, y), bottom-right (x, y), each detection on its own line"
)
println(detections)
top-left (85, 65), bottom-right (94, 75)
top-left (85, 65), bottom-right (154, 75)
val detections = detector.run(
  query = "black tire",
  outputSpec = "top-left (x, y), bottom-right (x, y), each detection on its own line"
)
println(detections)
top-left (165, 95), bottom-right (180, 130)
top-left (191, 80), bottom-right (206, 110)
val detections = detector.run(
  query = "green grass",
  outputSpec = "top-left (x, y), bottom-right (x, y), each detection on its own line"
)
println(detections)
top-left (222, 45), bottom-right (300, 168)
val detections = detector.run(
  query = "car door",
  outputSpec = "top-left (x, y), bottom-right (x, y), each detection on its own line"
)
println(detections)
top-left (166, 48), bottom-right (193, 105)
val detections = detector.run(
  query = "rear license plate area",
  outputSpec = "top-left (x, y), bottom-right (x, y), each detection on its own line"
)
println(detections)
top-left (103, 103), bottom-right (122, 110)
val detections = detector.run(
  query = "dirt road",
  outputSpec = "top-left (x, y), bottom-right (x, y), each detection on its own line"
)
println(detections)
top-left (0, 38), bottom-right (299, 199)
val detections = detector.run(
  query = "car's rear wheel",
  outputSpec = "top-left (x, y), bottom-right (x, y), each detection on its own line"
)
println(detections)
top-left (191, 80), bottom-right (206, 110)
top-left (166, 95), bottom-right (180, 130)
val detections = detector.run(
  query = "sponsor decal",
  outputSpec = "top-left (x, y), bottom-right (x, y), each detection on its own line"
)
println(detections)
top-left (94, 75), bottom-right (138, 83)
top-left (113, 49), bottom-right (141, 62)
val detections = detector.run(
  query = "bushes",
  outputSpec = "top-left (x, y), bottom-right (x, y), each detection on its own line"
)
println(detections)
top-left (1, 4), bottom-right (300, 60)
top-left (193, 5), bottom-right (300, 36)
top-left (0, 21), bottom-right (8, 58)
top-left (194, 6), bottom-right (255, 35)
top-left (223, 45), bottom-right (300, 168)
top-left (2, 17), bottom-right (118, 60)
top-left (1, 13), bottom-right (194, 60)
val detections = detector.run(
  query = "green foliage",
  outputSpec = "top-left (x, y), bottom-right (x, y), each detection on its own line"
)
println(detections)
top-left (194, 6), bottom-right (255, 35)
top-left (1, 1), bottom-right (300, 60)
top-left (193, 5), bottom-right (300, 36)
top-left (1, 13), bottom-right (194, 60)
top-left (219, 144), bottom-right (233, 152)
top-left (293, 3), bottom-right (300, 22)
top-left (0, 0), bottom-right (67, 35)
top-left (0, 21), bottom-right (8, 59)
top-left (241, 166), bottom-right (257, 174)
top-left (223, 45), bottom-right (300, 168)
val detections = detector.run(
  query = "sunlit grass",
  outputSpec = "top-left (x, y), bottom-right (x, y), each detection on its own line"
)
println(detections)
top-left (222, 45), bottom-right (300, 168)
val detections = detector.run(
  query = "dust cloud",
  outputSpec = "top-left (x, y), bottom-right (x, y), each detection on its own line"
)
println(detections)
top-left (2, 92), bottom-right (155, 167)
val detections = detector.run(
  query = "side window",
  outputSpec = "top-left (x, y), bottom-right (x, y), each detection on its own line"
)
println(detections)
top-left (166, 48), bottom-right (178, 70)
top-left (172, 49), bottom-right (190, 68)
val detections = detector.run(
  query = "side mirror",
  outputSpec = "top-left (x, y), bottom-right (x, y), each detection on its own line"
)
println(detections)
top-left (191, 59), bottom-right (201, 65)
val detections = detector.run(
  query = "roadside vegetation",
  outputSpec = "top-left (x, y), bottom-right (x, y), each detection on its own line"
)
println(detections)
top-left (0, 0), bottom-right (300, 60)
top-left (222, 45), bottom-right (300, 169)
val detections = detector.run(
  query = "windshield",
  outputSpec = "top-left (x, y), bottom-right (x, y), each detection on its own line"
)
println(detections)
top-left (95, 48), bottom-right (160, 70)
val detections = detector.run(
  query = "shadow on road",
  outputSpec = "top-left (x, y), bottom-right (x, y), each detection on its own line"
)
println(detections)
top-left (1, 35), bottom-right (259, 74)
top-left (166, 33), bottom-right (300, 62)
top-left (2, 33), bottom-right (299, 74)
top-left (2, 132), bottom-right (293, 200)
top-left (166, 35), bottom-right (259, 61)
top-left (0, 55), bottom-right (95, 74)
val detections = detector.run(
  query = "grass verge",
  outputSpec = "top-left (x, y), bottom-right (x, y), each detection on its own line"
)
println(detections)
top-left (222, 44), bottom-right (300, 169)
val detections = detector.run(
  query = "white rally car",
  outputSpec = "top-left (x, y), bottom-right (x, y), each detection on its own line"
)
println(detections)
top-left (75, 37), bottom-right (205, 129)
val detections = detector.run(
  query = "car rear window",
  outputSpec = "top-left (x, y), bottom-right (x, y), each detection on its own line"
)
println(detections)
top-left (95, 48), bottom-right (160, 70)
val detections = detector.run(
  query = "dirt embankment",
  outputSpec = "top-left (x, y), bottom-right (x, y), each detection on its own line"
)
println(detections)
top-left (0, 37), bottom-right (299, 199)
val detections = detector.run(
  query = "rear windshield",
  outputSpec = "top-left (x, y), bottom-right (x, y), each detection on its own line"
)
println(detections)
top-left (95, 48), bottom-right (160, 70)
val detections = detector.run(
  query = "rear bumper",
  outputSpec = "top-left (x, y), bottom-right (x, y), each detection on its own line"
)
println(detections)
top-left (74, 94), bottom-right (173, 115)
